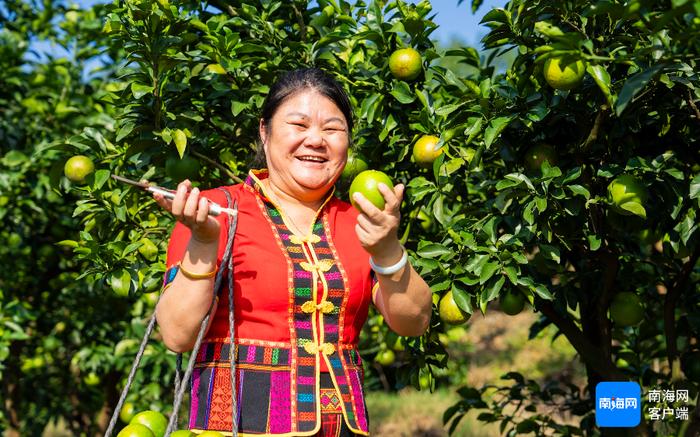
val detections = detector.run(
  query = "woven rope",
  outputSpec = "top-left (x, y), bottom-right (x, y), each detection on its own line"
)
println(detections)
top-left (105, 189), bottom-right (238, 437)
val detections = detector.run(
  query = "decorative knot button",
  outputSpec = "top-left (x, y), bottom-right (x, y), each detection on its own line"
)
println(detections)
top-left (290, 234), bottom-right (321, 245)
top-left (301, 300), bottom-right (335, 314)
top-left (303, 342), bottom-right (336, 355)
top-left (300, 260), bottom-right (334, 273)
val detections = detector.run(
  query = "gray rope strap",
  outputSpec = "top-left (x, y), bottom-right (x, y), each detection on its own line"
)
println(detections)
top-left (165, 191), bottom-right (238, 436)
top-left (104, 189), bottom-right (239, 437)
top-left (105, 309), bottom-right (159, 437)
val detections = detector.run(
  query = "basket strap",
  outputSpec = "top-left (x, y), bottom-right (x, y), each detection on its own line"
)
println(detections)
top-left (165, 187), bottom-right (239, 436)
top-left (104, 310), bottom-right (159, 437)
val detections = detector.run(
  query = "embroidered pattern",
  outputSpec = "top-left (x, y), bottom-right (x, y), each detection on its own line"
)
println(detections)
top-left (320, 388), bottom-right (343, 413)
top-left (187, 172), bottom-right (369, 435)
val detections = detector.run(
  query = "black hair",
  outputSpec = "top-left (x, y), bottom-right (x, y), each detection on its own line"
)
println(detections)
top-left (253, 68), bottom-right (353, 166)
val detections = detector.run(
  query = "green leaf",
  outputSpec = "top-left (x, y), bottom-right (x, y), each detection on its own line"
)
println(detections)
top-left (503, 265), bottom-right (519, 284)
top-left (539, 244), bottom-right (560, 263)
top-left (568, 184), bottom-right (590, 199)
top-left (451, 283), bottom-right (473, 314)
top-left (483, 116), bottom-right (514, 148)
top-left (615, 65), bottom-right (664, 116)
top-left (691, 174), bottom-right (700, 199)
top-left (466, 254), bottom-right (489, 274)
top-left (173, 129), bottom-right (187, 158)
top-left (619, 201), bottom-right (647, 218)
top-left (131, 83), bottom-right (154, 99)
top-left (587, 64), bottom-right (615, 107)
top-left (110, 269), bottom-right (131, 297)
top-left (2, 150), bottom-right (28, 167)
top-left (484, 276), bottom-right (505, 302)
top-left (479, 262), bottom-right (499, 284)
top-left (587, 234), bottom-right (602, 251)
top-left (390, 81), bottom-right (415, 104)
top-left (417, 243), bottom-right (452, 258)
top-left (93, 170), bottom-right (110, 189)
top-left (464, 117), bottom-right (483, 144)
top-left (534, 21), bottom-right (565, 38)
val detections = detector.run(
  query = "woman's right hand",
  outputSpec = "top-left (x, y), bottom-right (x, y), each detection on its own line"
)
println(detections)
top-left (153, 179), bottom-right (221, 244)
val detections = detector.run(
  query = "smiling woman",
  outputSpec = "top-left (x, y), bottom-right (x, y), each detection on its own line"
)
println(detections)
top-left (152, 68), bottom-right (432, 436)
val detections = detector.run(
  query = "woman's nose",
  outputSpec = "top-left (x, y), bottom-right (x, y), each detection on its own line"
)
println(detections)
top-left (304, 128), bottom-right (325, 147)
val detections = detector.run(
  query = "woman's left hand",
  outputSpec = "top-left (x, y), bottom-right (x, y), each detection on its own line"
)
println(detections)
top-left (352, 183), bottom-right (405, 264)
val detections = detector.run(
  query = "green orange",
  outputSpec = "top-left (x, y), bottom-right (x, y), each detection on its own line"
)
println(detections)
top-left (130, 410), bottom-right (167, 437)
top-left (388, 48), bottom-right (422, 81)
top-left (165, 155), bottom-right (200, 181)
top-left (439, 291), bottom-right (470, 325)
top-left (117, 424), bottom-right (155, 437)
top-left (412, 135), bottom-right (443, 168)
top-left (609, 292), bottom-right (644, 326)
top-left (349, 170), bottom-right (394, 210)
top-left (524, 144), bottom-right (556, 171)
top-left (341, 151), bottom-right (369, 179)
top-left (375, 349), bottom-right (396, 366)
top-left (64, 155), bottom-right (95, 183)
top-left (120, 402), bottom-right (137, 423)
top-left (500, 290), bottom-right (526, 316)
top-left (543, 56), bottom-right (586, 90)
top-left (607, 174), bottom-right (647, 216)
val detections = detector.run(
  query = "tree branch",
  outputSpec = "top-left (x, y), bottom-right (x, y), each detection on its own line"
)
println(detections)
top-left (191, 150), bottom-right (243, 184)
top-left (206, 0), bottom-right (237, 16)
top-left (664, 246), bottom-right (700, 373)
top-left (581, 108), bottom-right (607, 150)
top-left (534, 297), bottom-right (626, 381)
top-left (687, 89), bottom-right (700, 122)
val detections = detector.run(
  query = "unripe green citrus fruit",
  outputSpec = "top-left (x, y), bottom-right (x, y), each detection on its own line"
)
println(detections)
top-left (169, 431), bottom-right (194, 437)
top-left (543, 56), bottom-right (586, 90)
top-left (117, 424), bottom-right (155, 437)
top-left (138, 238), bottom-right (159, 261)
top-left (389, 48), bottom-right (422, 81)
top-left (375, 349), bottom-right (396, 366)
top-left (607, 175), bottom-right (647, 216)
top-left (342, 151), bottom-right (369, 179)
top-left (412, 135), bottom-right (443, 168)
top-left (439, 291), bottom-right (470, 325)
top-left (64, 155), bottom-right (95, 183)
top-left (165, 155), bottom-right (200, 182)
top-left (609, 292), bottom-right (644, 326)
top-left (198, 432), bottom-right (226, 437)
top-left (500, 290), bottom-right (526, 316)
top-left (349, 170), bottom-right (394, 210)
top-left (120, 402), bottom-right (137, 423)
top-left (83, 371), bottom-right (101, 386)
top-left (524, 144), bottom-right (556, 171)
top-left (130, 410), bottom-right (167, 437)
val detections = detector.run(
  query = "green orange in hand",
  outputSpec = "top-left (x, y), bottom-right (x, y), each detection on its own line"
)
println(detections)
top-left (349, 170), bottom-right (394, 210)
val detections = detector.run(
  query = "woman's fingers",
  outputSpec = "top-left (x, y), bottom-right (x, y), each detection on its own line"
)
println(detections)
top-left (195, 196), bottom-right (211, 224)
top-left (377, 183), bottom-right (404, 214)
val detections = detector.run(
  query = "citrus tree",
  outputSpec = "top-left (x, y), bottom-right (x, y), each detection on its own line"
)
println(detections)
top-left (438, 1), bottom-right (700, 435)
top-left (3, 0), bottom-right (700, 435)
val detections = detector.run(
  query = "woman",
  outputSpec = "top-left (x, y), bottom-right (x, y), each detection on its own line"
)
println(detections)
top-left (154, 68), bottom-right (432, 436)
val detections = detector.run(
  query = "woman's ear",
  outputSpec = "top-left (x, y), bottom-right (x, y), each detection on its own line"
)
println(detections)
top-left (258, 119), bottom-right (267, 145)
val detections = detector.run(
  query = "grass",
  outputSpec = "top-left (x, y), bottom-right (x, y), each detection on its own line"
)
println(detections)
top-left (366, 388), bottom-right (501, 437)
top-left (363, 307), bottom-right (586, 436)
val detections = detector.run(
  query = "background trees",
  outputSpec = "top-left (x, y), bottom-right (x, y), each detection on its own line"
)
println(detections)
top-left (1, 0), bottom-right (698, 435)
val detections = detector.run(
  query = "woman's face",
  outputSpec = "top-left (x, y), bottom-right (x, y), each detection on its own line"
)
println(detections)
top-left (260, 89), bottom-right (350, 201)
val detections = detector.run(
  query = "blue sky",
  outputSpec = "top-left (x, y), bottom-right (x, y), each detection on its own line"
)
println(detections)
top-left (428, 0), bottom-right (507, 46)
